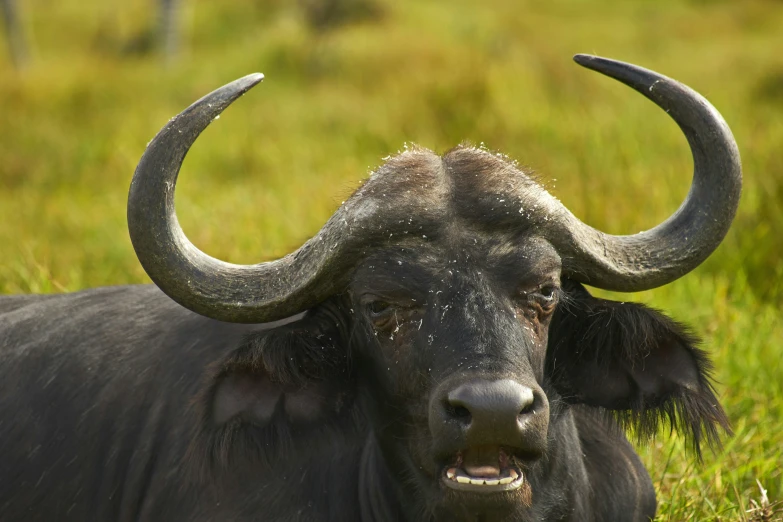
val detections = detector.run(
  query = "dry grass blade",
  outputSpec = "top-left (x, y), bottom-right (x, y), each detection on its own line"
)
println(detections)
top-left (746, 480), bottom-right (783, 522)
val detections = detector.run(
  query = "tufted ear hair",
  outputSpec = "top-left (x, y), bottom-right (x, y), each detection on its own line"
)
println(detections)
top-left (546, 279), bottom-right (731, 458)
top-left (189, 295), bottom-right (361, 479)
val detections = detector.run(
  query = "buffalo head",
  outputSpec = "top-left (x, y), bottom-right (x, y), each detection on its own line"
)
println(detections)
top-left (127, 55), bottom-right (740, 520)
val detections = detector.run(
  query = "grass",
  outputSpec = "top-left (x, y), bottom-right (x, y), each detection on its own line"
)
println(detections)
top-left (1, 0), bottom-right (782, 519)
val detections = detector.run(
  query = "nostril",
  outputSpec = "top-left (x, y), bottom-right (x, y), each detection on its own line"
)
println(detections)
top-left (443, 380), bottom-right (539, 428)
top-left (444, 402), bottom-right (472, 422)
top-left (519, 401), bottom-right (535, 416)
top-left (518, 386), bottom-right (536, 417)
top-left (453, 405), bottom-right (471, 419)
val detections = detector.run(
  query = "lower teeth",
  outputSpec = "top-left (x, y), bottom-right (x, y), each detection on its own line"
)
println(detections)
top-left (446, 467), bottom-right (522, 486)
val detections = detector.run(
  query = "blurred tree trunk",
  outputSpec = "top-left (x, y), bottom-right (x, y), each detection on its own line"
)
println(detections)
top-left (1, 0), bottom-right (27, 69)
top-left (299, 0), bottom-right (384, 33)
top-left (158, 0), bottom-right (179, 64)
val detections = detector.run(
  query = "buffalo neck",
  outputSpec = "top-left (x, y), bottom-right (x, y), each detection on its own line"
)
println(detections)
top-left (358, 434), bottom-right (408, 522)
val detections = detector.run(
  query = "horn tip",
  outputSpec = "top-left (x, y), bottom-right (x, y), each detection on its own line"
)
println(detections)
top-left (573, 53), bottom-right (612, 70)
top-left (238, 72), bottom-right (265, 91)
top-left (572, 53), bottom-right (595, 63)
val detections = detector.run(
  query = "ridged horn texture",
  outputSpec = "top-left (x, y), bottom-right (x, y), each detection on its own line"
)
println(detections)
top-left (546, 54), bottom-right (742, 291)
top-left (128, 74), bottom-right (365, 323)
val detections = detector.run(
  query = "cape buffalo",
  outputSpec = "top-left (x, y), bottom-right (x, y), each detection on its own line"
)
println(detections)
top-left (0, 54), bottom-right (741, 521)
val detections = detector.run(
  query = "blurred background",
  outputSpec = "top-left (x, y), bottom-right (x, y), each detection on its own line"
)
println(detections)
top-left (1, 0), bottom-right (781, 518)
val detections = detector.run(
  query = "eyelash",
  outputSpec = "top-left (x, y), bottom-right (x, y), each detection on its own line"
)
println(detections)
top-left (517, 285), bottom-right (560, 307)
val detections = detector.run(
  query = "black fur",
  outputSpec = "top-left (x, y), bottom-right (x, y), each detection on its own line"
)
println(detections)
top-left (190, 296), bottom-right (363, 479)
top-left (0, 280), bottom-right (730, 521)
top-left (547, 279), bottom-right (731, 457)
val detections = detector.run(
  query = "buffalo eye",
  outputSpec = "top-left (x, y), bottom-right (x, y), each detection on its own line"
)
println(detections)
top-left (364, 299), bottom-right (423, 332)
top-left (515, 283), bottom-right (559, 319)
top-left (368, 300), bottom-right (392, 316)
top-left (537, 284), bottom-right (559, 304)
top-left (365, 300), bottom-right (397, 329)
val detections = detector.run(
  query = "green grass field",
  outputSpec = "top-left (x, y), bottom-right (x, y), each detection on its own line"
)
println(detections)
top-left (1, 0), bottom-right (782, 519)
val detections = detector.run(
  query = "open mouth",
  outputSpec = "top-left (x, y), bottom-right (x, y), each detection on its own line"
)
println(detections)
top-left (442, 446), bottom-right (524, 493)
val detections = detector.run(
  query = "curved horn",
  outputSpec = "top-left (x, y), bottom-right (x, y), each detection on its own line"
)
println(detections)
top-left (548, 54), bottom-right (742, 291)
top-left (128, 75), bottom-right (361, 323)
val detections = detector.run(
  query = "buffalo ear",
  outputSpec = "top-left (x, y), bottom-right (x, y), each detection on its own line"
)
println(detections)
top-left (210, 370), bottom-right (351, 428)
top-left (192, 297), bottom-right (357, 475)
top-left (211, 372), bottom-right (283, 426)
top-left (546, 280), bottom-right (731, 457)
